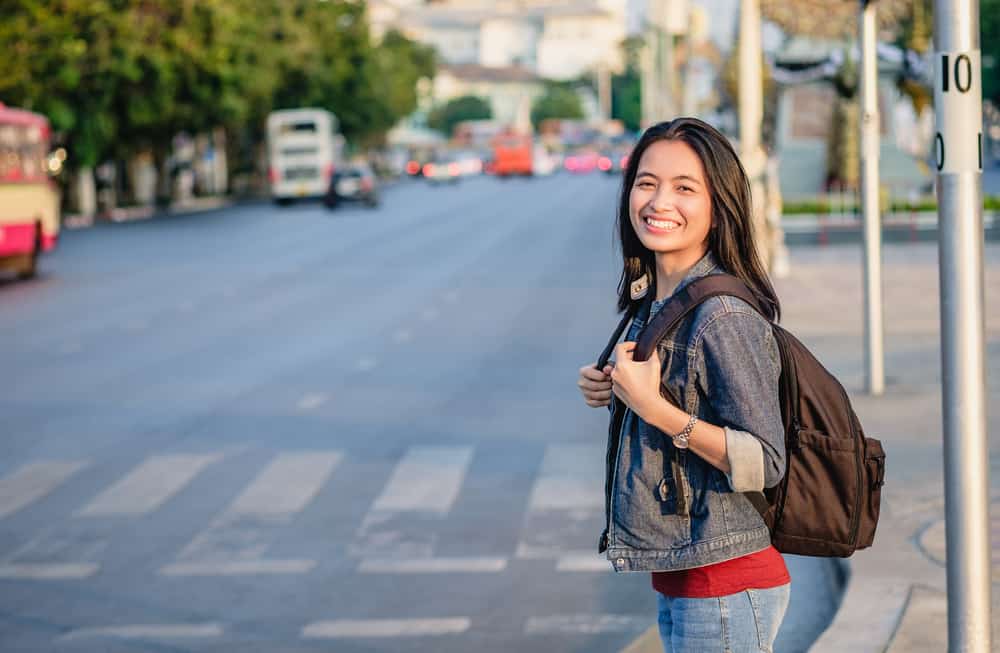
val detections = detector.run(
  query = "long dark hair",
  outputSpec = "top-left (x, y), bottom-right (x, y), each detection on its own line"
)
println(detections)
top-left (616, 117), bottom-right (780, 322)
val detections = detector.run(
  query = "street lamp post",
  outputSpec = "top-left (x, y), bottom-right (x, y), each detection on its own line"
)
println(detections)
top-left (933, 0), bottom-right (991, 650)
top-left (859, 0), bottom-right (885, 396)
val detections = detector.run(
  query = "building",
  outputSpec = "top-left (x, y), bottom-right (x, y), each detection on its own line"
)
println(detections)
top-left (370, 0), bottom-right (626, 129)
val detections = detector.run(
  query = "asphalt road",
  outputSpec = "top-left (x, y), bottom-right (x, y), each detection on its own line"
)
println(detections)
top-left (0, 174), bottom-right (837, 653)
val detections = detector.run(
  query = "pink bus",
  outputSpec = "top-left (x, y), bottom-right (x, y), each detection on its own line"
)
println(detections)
top-left (0, 103), bottom-right (60, 279)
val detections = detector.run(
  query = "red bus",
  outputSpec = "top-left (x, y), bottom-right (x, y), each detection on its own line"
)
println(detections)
top-left (490, 132), bottom-right (533, 177)
top-left (0, 103), bottom-right (60, 279)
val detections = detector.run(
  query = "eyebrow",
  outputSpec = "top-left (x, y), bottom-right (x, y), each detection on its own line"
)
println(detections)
top-left (635, 171), bottom-right (703, 185)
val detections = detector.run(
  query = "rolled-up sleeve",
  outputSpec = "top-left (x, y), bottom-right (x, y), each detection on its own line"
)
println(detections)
top-left (694, 310), bottom-right (785, 491)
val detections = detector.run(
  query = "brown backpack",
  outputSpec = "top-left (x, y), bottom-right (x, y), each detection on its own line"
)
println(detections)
top-left (601, 274), bottom-right (886, 557)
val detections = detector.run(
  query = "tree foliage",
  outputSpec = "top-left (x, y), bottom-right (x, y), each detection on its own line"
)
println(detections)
top-left (530, 85), bottom-right (584, 128)
top-left (0, 0), bottom-right (436, 169)
top-left (983, 0), bottom-right (1000, 105)
top-left (427, 95), bottom-right (492, 136)
top-left (611, 37), bottom-right (643, 132)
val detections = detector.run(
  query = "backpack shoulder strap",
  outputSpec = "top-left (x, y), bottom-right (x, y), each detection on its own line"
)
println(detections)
top-left (632, 274), bottom-right (765, 362)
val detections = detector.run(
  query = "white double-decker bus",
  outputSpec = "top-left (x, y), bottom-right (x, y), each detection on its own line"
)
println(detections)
top-left (266, 108), bottom-right (344, 202)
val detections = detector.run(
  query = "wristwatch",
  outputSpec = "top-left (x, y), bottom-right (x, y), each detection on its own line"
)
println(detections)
top-left (672, 414), bottom-right (698, 449)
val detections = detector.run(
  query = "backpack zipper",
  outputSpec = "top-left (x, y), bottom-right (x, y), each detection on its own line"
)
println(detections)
top-left (841, 386), bottom-right (864, 548)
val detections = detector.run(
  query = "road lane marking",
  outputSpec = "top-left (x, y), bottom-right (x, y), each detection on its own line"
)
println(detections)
top-left (76, 454), bottom-right (220, 517)
top-left (228, 452), bottom-right (341, 516)
top-left (524, 615), bottom-right (649, 635)
top-left (527, 444), bottom-right (604, 510)
top-left (296, 393), bottom-right (329, 411)
top-left (161, 451), bottom-right (340, 576)
top-left (358, 557), bottom-right (507, 574)
top-left (60, 624), bottom-right (223, 640)
top-left (517, 444), bottom-right (605, 559)
top-left (0, 563), bottom-right (99, 580)
top-left (302, 618), bottom-right (470, 638)
top-left (556, 553), bottom-right (613, 572)
top-left (160, 559), bottom-right (315, 576)
top-left (0, 461), bottom-right (89, 519)
top-left (371, 446), bottom-right (472, 514)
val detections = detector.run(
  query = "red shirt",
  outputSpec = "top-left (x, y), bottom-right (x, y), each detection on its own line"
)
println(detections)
top-left (651, 545), bottom-right (790, 598)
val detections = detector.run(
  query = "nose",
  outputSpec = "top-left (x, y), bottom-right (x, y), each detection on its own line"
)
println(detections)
top-left (648, 188), bottom-right (673, 213)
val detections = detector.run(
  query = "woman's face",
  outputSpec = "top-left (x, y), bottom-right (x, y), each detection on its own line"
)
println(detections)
top-left (628, 139), bottom-right (713, 263)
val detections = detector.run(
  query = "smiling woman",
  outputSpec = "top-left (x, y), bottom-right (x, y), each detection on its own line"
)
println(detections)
top-left (577, 118), bottom-right (788, 653)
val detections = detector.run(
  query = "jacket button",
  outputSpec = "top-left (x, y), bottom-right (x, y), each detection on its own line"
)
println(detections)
top-left (616, 558), bottom-right (625, 568)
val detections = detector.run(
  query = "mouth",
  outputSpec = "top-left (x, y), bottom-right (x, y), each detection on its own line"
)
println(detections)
top-left (642, 215), bottom-right (682, 231)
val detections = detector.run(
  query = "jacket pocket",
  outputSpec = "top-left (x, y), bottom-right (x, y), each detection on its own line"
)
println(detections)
top-left (656, 476), bottom-right (692, 547)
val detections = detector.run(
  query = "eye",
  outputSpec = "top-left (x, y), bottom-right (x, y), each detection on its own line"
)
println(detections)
top-left (635, 180), bottom-right (654, 189)
top-left (677, 185), bottom-right (694, 193)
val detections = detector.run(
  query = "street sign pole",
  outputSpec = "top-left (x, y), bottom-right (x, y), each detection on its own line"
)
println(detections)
top-left (859, 0), bottom-right (884, 395)
top-left (933, 0), bottom-right (991, 650)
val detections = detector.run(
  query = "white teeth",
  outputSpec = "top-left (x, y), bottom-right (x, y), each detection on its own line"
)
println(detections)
top-left (646, 217), bottom-right (680, 230)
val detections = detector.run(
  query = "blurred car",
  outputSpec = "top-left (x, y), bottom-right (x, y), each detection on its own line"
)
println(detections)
top-left (563, 150), bottom-right (599, 174)
top-left (324, 163), bottom-right (379, 209)
top-left (450, 149), bottom-right (484, 177)
top-left (600, 151), bottom-right (630, 175)
top-left (422, 156), bottom-right (462, 184)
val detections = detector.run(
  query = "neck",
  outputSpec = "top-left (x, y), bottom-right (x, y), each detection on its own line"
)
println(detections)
top-left (654, 248), bottom-right (708, 301)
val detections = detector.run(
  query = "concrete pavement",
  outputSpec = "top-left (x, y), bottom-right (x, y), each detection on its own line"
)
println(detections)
top-left (621, 241), bottom-right (1000, 652)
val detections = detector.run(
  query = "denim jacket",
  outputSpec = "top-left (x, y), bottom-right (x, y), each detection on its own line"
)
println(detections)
top-left (599, 252), bottom-right (785, 572)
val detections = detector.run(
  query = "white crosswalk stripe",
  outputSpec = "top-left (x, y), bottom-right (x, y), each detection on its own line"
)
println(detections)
top-left (227, 451), bottom-right (341, 516)
top-left (524, 614), bottom-right (649, 635)
top-left (163, 451), bottom-right (341, 576)
top-left (76, 454), bottom-right (220, 516)
top-left (60, 624), bottom-right (224, 640)
top-left (302, 618), bottom-right (471, 638)
top-left (371, 446), bottom-right (473, 514)
top-left (527, 444), bottom-right (605, 511)
top-left (358, 556), bottom-right (507, 574)
top-left (517, 444), bottom-right (606, 559)
top-left (0, 460), bottom-right (88, 519)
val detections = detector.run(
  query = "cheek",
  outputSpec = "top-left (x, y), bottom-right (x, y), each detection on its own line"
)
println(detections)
top-left (628, 192), bottom-right (644, 220)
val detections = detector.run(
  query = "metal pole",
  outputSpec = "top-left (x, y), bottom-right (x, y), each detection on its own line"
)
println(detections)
top-left (738, 0), bottom-right (762, 160)
top-left (933, 0), bottom-right (991, 650)
top-left (640, 24), bottom-right (657, 126)
top-left (859, 1), bottom-right (884, 395)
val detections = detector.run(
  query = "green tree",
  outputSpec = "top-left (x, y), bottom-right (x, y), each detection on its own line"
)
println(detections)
top-left (530, 84), bottom-right (584, 128)
top-left (427, 95), bottom-right (492, 137)
top-left (983, 0), bottom-right (1000, 105)
top-left (0, 0), bottom-right (126, 168)
top-left (611, 37), bottom-right (644, 132)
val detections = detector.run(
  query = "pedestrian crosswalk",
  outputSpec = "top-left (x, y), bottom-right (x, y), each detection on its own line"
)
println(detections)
top-left (0, 443), bottom-right (613, 580)
top-left (0, 443), bottom-right (631, 645)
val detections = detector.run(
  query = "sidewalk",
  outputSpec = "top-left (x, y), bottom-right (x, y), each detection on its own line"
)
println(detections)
top-left (620, 241), bottom-right (1000, 652)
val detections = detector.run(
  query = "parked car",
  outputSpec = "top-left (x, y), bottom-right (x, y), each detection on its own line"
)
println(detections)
top-left (324, 163), bottom-right (379, 209)
top-left (422, 156), bottom-right (462, 184)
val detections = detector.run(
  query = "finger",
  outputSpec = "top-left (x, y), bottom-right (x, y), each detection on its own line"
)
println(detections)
top-left (615, 341), bottom-right (636, 361)
top-left (579, 378), bottom-right (612, 392)
top-left (602, 364), bottom-right (614, 376)
top-left (585, 389), bottom-right (612, 401)
top-left (586, 398), bottom-right (610, 408)
top-left (579, 366), bottom-right (610, 382)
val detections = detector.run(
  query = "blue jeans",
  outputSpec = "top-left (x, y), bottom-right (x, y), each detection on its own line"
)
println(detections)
top-left (656, 584), bottom-right (791, 653)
